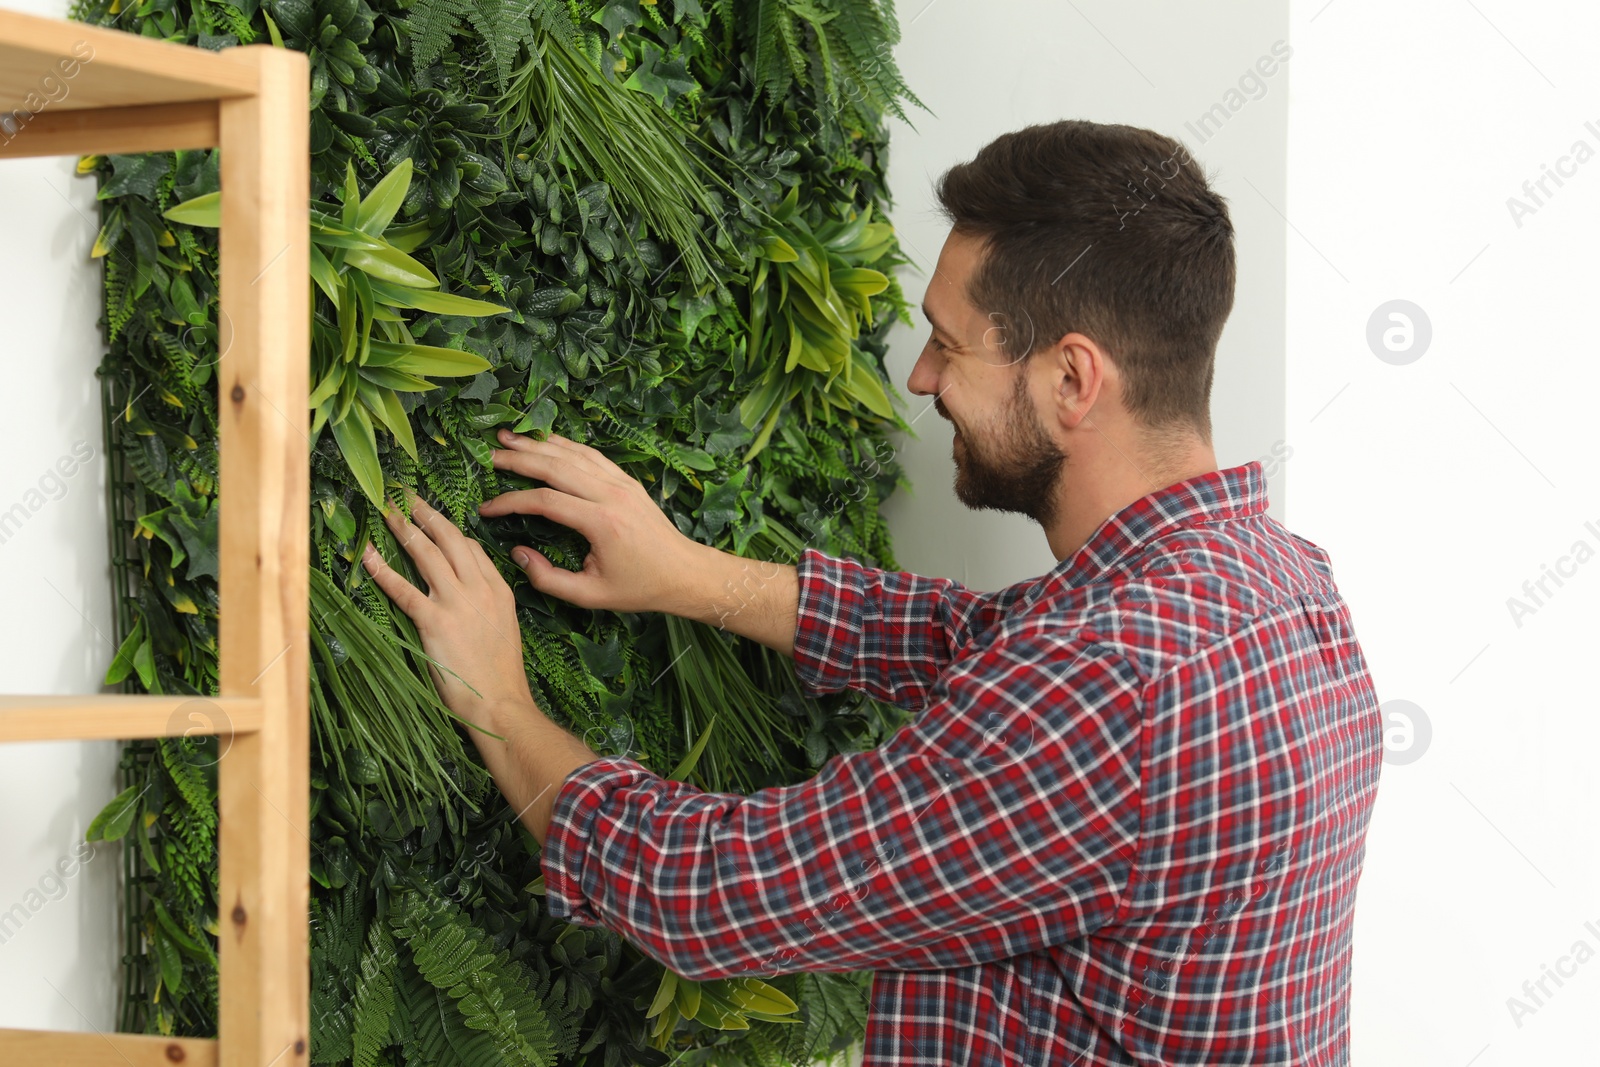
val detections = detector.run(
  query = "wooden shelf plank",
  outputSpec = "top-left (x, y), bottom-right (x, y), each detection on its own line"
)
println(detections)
top-left (0, 100), bottom-right (218, 159)
top-left (0, 695), bottom-right (261, 742)
top-left (0, 7), bottom-right (256, 113)
top-left (0, 1028), bottom-right (217, 1067)
top-left (216, 44), bottom-right (313, 1067)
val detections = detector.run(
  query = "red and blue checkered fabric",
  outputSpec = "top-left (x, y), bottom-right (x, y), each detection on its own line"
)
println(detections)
top-left (542, 460), bottom-right (1384, 1065)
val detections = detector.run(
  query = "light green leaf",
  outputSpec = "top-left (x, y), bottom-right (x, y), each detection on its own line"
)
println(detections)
top-left (367, 278), bottom-right (508, 316)
top-left (309, 243), bottom-right (340, 306)
top-left (343, 245), bottom-right (438, 288)
top-left (354, 157), bottom-right (412, 236)
top-left (162, 191), bottom-right (220, 228)
top-left (330, 401), bottom-right (385, 504)
top-left (87, 783), bottom-right (143, 842)
top-left (365, 340), bottom-right (491, 377)
top-left (364, 387), bottom-right (418, 461)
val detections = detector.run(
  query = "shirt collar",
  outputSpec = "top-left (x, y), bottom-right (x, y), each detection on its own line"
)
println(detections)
top-left (1029, 460), bottom-right (1269, 598)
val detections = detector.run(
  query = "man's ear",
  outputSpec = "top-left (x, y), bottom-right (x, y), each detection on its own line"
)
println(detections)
top-left (1044, 332), bottom-right (1105, 431)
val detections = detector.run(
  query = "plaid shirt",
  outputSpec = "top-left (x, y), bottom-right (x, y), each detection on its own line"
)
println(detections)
top-left (542, 460), bottom-right (1384, 1065)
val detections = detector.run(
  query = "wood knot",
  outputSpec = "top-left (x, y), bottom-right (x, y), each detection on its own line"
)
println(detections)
top-left (231, 384), bottom-right (245, 402)
top-left (294, 1038), bottom-right (307, 1055)
top-left (231, 904), bottom-right (247, 925)
top-left (165, 1043), bottom-right (185, 1062)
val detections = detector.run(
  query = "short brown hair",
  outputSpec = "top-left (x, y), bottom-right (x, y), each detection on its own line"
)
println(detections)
top-left (935, 120), bottom-right (1235, 442)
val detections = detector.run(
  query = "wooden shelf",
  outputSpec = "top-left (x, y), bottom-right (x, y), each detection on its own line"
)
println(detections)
top-left (0, 6), bottom-right (255, 112)
top-left (0, 694), bottom-right (262, 742)
top-left (0, 1029), bottom-right (217, 1067)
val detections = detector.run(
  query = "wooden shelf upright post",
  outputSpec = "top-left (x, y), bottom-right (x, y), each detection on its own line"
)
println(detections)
top-left (0, 9), bottom-right (310, 1066)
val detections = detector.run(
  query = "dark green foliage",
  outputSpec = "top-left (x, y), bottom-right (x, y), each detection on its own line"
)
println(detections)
top-left (77, 0), bottom-right (922, 1060)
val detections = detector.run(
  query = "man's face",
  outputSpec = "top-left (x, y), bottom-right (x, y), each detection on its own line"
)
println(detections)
top-left (907, 231), bottom-right (1067, 524)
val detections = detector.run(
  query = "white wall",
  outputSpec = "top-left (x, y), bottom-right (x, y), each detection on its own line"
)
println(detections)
top-left (18, 1), bottom-right (1597, 1062)
top-left (880, 0), bottom-right (1290, 591)
top-left (1286, 0), bottom-right (1600, 1062)
top-left (0, 0), bottom-right (120, 1031)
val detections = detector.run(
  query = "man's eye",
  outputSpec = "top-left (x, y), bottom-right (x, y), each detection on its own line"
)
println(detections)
top-left (929, 336), bottom-right (948, 352)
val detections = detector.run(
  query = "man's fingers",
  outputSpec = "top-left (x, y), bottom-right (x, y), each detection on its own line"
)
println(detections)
top-left (361, 542), bottom-right (433, 621)
top-left (492, 430), bottom-right (611, 484)
top-left (512, 545), bottom-right (596, 608)
top-left (464, 535), bottom-right (505, 589)
top-left (408, 493), bottom-right (480, 585)
top-left (477, 486), bottom-right (603, 535)
top-left (532, 431), bottom-right (631, 480)
top-left (384, 499), bottom-right (459, 597)
top-left (491, 431), bottom-right (627, 496)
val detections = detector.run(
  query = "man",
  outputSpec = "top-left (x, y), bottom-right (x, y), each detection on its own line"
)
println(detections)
top-left (361, 120), bottom-right (1384, 1065)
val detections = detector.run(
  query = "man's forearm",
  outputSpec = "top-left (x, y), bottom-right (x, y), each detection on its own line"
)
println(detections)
top-left (471, 698), bottom-right (601, 848)
top-left (667, 542), bottom-right (800, 657)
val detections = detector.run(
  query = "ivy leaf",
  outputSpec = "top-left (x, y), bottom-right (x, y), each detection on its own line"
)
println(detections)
top-left (593, 0), bottom-right (637, 43)
top-left (695, 397), bottom-right (748, 456)
top-left (572, 632), bottom-right (623, 679)
top-left (167, 501), bottom-right (220, 582)
top-left (512, 394), bottom-right (558, 436)
top-left (459, 370), bottom-right (498, 403)
top-left (699, 467), bottom-right (749, 541)
top-left (623, 44), bottom-right (697, 109)
top-left (670, 284), bottom-right (718, 346)
top-left (100, 154), bottom-right (171, 200)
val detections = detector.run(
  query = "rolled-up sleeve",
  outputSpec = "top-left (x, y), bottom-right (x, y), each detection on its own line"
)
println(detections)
top-left (792, 548), bottom-right (1033, 710)
top-left (540, 627), bottom-right (1145, 982)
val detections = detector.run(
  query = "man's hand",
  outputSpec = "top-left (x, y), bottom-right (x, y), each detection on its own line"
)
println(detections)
top-left (360, 489), bottom-right (598, 846)
top-left (480, 429), bottom-right (707, 614)
top-left (360, 491), bottom-right (534, 732)
top-left (483, 429), bottom-right (804, 656)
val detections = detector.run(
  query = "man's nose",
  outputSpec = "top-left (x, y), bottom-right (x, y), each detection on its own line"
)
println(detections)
top-left (906, 347), bottom-right (939, 397)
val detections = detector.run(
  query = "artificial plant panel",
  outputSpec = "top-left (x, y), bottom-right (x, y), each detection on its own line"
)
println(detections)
top-left (76, 0), bottom-right (922, 1063)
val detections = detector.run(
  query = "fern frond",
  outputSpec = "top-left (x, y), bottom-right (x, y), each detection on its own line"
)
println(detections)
top-left (751, 0), bottom-right (793, 104)
top-left (351, 922), bottom-right (400, 1067)
top-left (405, 0), bottom-right (468, 72)
top-left (462, 0), bottom-right (539, 93)
top-left (392, 891), bottom-right (557, 1066)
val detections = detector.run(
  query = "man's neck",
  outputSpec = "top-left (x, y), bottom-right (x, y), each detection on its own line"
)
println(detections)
top-left (1043, 445), bottom-right (1219, 562)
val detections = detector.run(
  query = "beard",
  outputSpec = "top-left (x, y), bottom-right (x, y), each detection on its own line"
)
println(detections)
top-left (940, 375), bottom-right (1066, 525)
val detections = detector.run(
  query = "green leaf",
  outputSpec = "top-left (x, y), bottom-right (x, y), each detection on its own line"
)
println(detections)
top-left (364, 387), bottom-right (419, 461)
top-left (354, 157), bottom-right (412, 236)
top-left (461, 433), bottom-right (493, 468)
top-left (757, 233), bottom-right (798, 262)
top-left (366, 340), bottom-right (491, 377)
top-left (162, 190), bottom-right (221, 228)
top-left (343, 245), bottom-right (439, 287)
top-left (105, 619), bottom-right (145, 685)
top-left (132, 632), bottom-right (157, 689)
top-left (309, 243), bottom-right (340, 305)
top-left (319, 495), bottom-right (358, 543)
top-left (646, 971), bottom-right (678, 1019)
top-left (330, 401), bottom-right (385, 505)
top-left (153, 925), bottom-right (184, 997)
top-left (668, 715), bottom-right (716, 783)
top-left (356, 365), bottom-right (434, 392)
top-left (367, 278), bottom-right (509, 316)
top-left (102, 154), bottom-right (172, 200)
top-left (87, 783), bottom-right (143, 842)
